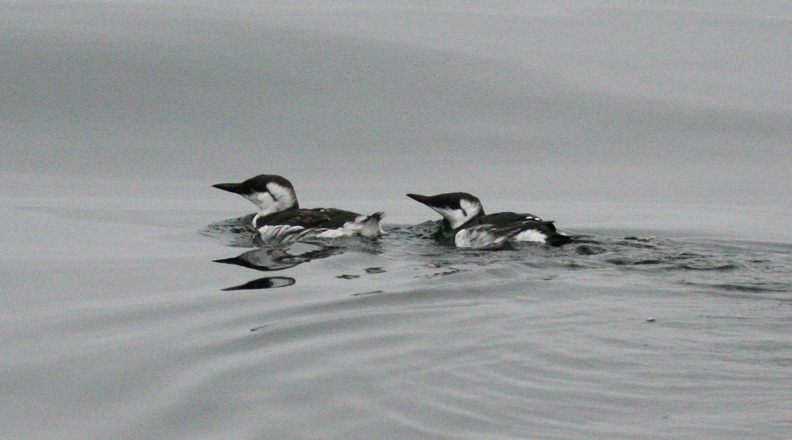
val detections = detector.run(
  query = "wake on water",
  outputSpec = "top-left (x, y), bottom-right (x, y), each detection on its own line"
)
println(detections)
top-left (201, 215), bottom-right (792, 298)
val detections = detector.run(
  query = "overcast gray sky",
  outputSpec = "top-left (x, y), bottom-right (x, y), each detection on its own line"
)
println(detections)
top-left (2, 1), bottom-right (791, 211)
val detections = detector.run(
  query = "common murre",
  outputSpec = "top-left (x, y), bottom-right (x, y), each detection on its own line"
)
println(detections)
top-left (407, 192), bottom-right (571, 248)
top-left (213, 174), bottom-right (385, 242)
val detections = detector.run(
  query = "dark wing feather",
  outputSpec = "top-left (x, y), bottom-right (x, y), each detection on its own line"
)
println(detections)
top-left (470, 212), bottom-right (558, 238)
top-left (255, 208), bottom-right (360, 229)
top-left (477, 212), bottom-right (543, 226)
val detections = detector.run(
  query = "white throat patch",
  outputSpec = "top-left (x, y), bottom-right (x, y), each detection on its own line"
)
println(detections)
top-left (247, 182), bottom-right (299, 225)
top-left (267, 182), bottom-right (298, 211)
top-left (244, 191), bottom-right (276, 210)
top-left (460, 199), bottom-right (482, 218)
top-left (430, 198), bottom-right (482, 230)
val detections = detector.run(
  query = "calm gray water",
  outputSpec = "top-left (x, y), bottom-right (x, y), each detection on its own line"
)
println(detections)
top-left (2, 1), bottom-right (792, 439)
top-left (2, 179), bottom-right (791, 439)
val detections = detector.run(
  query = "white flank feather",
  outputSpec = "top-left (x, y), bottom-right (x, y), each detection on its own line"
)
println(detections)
top-left (315, 212), bottom-right (385, 239)
top-left (454, 226), bottom-right (509, 248)
top-left (514, 229), bottom-right (548, 243)
top-left (257, 225), bottom-right (314, 243)
top-left (259, 212), bottom-right (385, 242)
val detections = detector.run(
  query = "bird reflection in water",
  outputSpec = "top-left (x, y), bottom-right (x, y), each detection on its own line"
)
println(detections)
top-left (215, 243), bottom-right (341, 291)
top-left (215, 243), bottom-right (341, 271)
top-left (222, 276), bottom-right (296, 291)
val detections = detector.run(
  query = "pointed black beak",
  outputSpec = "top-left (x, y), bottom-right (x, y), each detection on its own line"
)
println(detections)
top-left (212, 182), bottom-right (244, 195)
top-left (406, 193), bottom-right (430, 205)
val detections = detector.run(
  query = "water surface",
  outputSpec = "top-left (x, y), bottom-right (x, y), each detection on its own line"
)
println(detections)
top-left (2, 1), bottom-right (791, 438)
top-left (2, 183), bottom-right (790, 439)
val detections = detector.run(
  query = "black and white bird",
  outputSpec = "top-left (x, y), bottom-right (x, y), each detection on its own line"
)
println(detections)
top-left (213, 174), bottom-right (385, 242)
top-left (407, 192), bottom-right (571, 248)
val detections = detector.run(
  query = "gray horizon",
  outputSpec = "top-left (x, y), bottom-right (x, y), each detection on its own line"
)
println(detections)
top-left (2, 1), bottom-right (791, 214)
